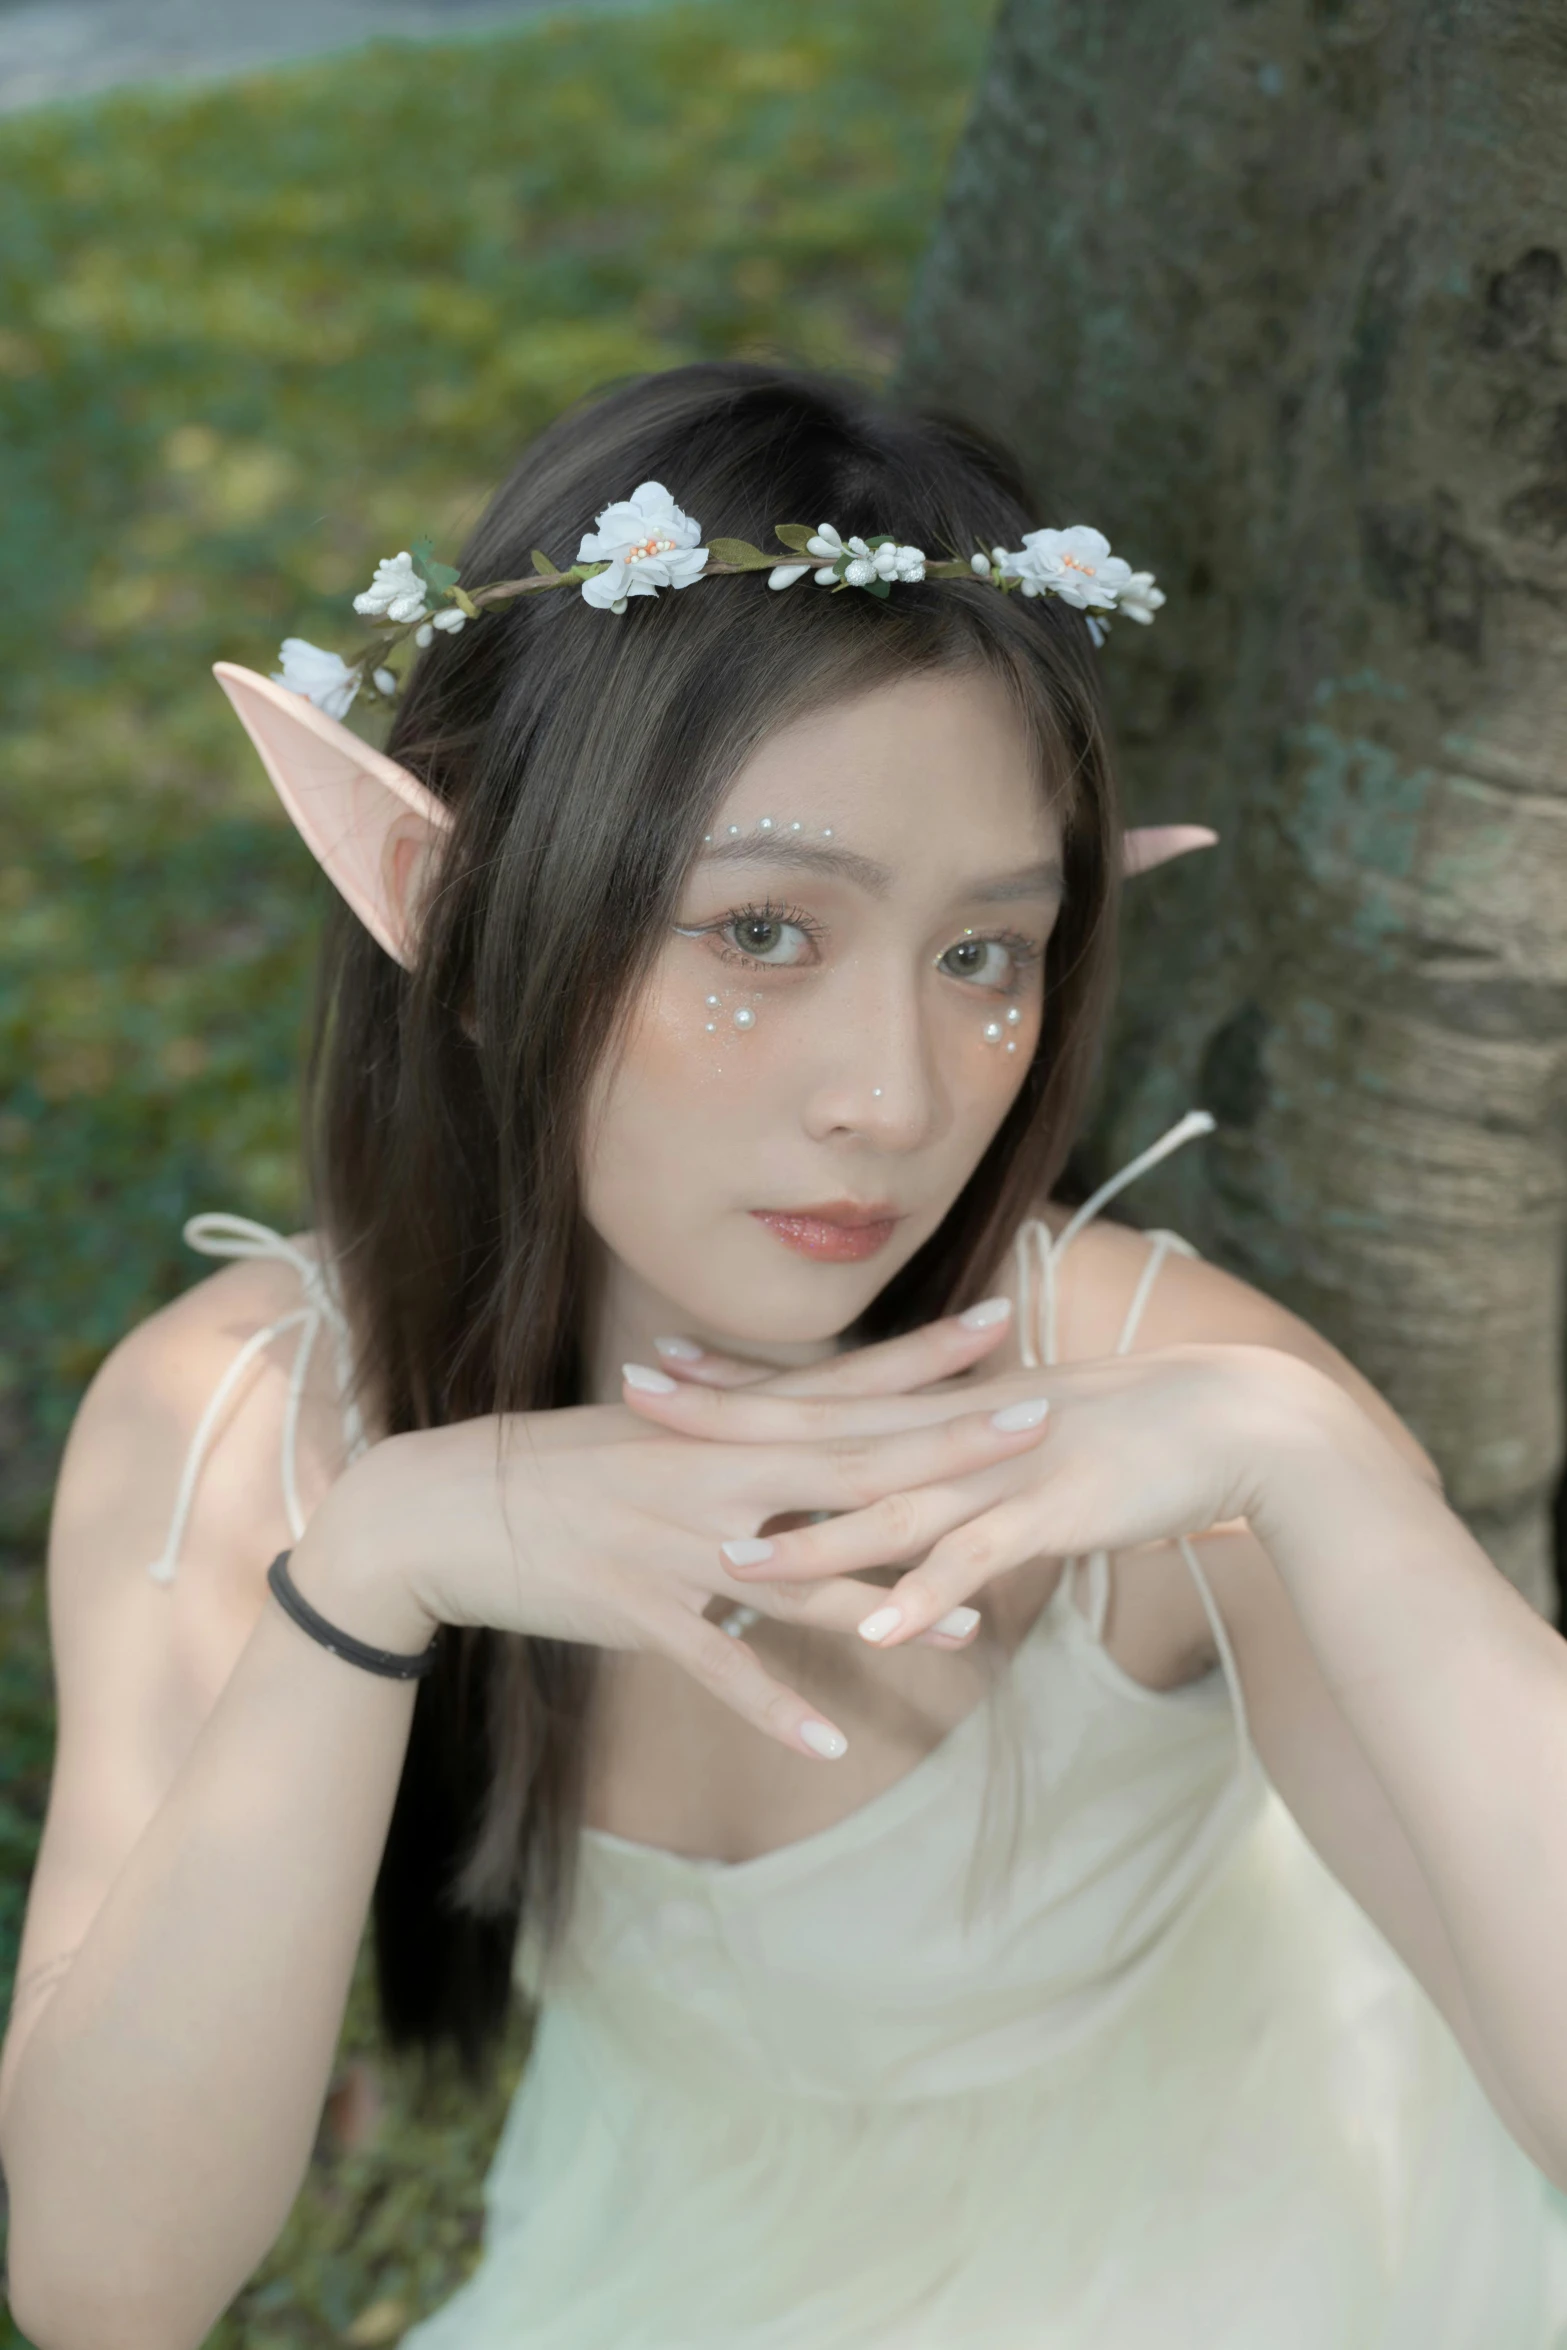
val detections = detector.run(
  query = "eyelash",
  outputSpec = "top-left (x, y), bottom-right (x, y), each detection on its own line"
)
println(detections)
top-left (690, 899), bottom-right (1045, 995)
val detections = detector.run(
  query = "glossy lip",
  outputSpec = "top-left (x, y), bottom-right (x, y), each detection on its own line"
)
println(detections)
top-left (752, 1197), bottom-right (901, 1228)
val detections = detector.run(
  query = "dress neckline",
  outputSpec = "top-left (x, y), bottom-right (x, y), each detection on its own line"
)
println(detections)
top-left (577, 1564), bottom-right (1080, 1891)
top-left (576, 1564), bottom-right (1234, 1895)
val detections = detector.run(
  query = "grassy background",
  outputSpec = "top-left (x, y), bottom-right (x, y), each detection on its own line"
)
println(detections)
top-left (0, 1), bottom-right (998, 2338)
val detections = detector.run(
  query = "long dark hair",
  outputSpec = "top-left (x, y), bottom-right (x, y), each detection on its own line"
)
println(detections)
top-left (303, 359), bottom-right (1123, 2081)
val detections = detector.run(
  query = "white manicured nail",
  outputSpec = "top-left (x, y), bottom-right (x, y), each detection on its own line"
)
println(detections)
top-left (934, 1605), bottom-right (981, 1637)
top-left (800, 1720), bottom-right (848, 1759)
top-left (991, 1395), bottom-right (1050, 1431)
top-left (623, 1362), bottom-right (678, 1393)
top-left (959, 1296), bottom-right (1012, 1328)
top-left (858, 1605), bottom-right (904, 1643)
top-left (722, 1537), bottom-right (775, 1566)
top-left (653, 1335), bottom-right (704, 1360)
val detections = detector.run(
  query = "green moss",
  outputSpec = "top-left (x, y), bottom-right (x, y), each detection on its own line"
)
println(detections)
top-left (0, 2), bottom-right (996, 2340)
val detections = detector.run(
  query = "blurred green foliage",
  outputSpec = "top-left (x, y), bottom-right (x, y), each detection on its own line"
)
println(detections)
top-left (0, 0), bottom-right (996, 2340)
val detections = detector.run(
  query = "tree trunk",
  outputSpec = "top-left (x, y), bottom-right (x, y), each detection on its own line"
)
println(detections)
top-left (895, 0), bottom-right (1567, 1613)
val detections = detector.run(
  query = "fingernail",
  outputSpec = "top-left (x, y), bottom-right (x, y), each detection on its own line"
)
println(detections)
top-left (722, 1537), bottom-right (775, 1566)
top-left (653, 1335), bottom-right (704, 1360)
top-left (800, 1720), bottom-right (848, 1759)
top-left (934, 1605), bottom-right (980, 1637)
top-left (959, 1296), bottom-right (1012, 1328)
top-left (858, 1605), bottom-right (904, 1643)
top-left (990, 1395), bottom-right (1050, 1431)
top-left (623, 1362), bottom-right (678, 1393)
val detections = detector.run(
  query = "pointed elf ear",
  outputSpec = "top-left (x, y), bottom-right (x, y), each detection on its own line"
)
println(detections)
top-left (1121, 824), bottom-right (1219, 877)
top-left (213, 663), bottom-right (453, 968)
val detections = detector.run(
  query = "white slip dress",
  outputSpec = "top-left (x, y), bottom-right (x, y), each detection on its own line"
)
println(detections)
top-left (152, 1115), bottom-right (1567, 2348)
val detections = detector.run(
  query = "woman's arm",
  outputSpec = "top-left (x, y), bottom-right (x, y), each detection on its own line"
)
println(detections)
top-left (1231, 1357), bottom-right (1567, 2187)
top-left (0, 1297), bottom-right (429, 2350)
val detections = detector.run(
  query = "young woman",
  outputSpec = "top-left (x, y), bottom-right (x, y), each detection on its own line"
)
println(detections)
top-left (4, 360), bottom-right (1567, 2349)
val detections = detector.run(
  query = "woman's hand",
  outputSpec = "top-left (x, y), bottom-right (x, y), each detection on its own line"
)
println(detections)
top-left (618, 1343), bottom-right (1304, 1646)
top-left (307, 1358), bottom-right (1055, 1760)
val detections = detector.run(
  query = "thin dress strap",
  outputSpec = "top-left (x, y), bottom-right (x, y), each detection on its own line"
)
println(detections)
top-left (1010, 1111), bottom-right (1256, 1784)
top-left (145, 1216), bottom-right (369, 1587)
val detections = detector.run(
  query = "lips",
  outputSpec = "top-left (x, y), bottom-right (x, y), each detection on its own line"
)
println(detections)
top-left (764, 1199), bottom-right (900, 1228)
top-left (749, 1201), bottom-right (903, 1263)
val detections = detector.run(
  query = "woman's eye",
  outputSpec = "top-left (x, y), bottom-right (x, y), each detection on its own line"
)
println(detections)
top-left (939, 936), bottom-right (1024, 988)
top-left (723, 913), bottom-right (814, 966)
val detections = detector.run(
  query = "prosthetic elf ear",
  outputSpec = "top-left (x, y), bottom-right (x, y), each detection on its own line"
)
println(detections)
top-left (212, 663), bottom-right (453, 968)
top-left (1121, 825), bottom-right (1218, 877)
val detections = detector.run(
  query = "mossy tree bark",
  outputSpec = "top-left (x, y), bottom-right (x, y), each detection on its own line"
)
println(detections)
top-left (895, 0), bottom-right (1567, 1611)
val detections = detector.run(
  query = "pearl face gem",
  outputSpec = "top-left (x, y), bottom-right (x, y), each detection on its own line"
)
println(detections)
top-left (983, 1020), bottom-right (1004, 1044)
top-left (705, 1022), bottom-right (717, 1033)
top-left (705, 994), bottom-right (720, 1008)
top-left (727, 824), bottom-right (742, 836)
top-left (733, 1007), bottom-right (756, 1030)
top-left (1006, 1039), bottom-right (1018, 1052)
top-left (758, 817), bottom-right (773, 830)
top-left (1005, 1005), bottom-right (1022, 1025)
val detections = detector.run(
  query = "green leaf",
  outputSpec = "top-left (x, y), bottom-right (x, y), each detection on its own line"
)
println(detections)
top-left (865, 534), bottom-right (896, 550)
top-left (530, 548), bottom-right (561, 576)
top-left (706, 537), bottom-right (769, 566)
top-left (411, 536), bottom-right (461, 593)
top-left (772, 523), bottom-right (816, 553)
top-left (865, 577), bottom-right (892, 598)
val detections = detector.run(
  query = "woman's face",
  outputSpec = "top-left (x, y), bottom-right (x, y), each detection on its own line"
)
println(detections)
top-left (580, 664), bottom-right (1065, 1357)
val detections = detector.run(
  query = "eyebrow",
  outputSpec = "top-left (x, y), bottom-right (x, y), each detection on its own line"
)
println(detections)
top-left (695, 835), bottom-right (1064, 904)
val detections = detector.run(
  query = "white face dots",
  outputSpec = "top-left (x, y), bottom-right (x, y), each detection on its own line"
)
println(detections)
top-left (689, 836), bottom-right (1029, 1056)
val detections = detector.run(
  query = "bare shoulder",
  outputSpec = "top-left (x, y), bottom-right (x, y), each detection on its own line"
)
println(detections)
top-left (53, 1234), bottom-right (356, 1648)
top-left (45, 1235), bottom-right (359, 1809)
top-left (975, 1201), bottom-right (1438, 1688)
top-left (994, 1199), bottom-right (1436, 1482)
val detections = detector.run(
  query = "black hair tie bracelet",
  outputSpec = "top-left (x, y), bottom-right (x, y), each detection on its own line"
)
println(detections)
top-left (267, 1550), bottom-right (442, 1680)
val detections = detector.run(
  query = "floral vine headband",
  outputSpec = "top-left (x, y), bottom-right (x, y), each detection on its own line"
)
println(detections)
top-left (210, 479), bottom-right (1206, 971)
top-left (272, 478), bottom-right (1167, 720)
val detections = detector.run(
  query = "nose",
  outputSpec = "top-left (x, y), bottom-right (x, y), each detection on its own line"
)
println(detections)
top-left (800, 965), bottom-right (944, 1150)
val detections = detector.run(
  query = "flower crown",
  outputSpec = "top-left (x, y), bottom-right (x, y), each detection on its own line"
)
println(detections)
top-left (273, 479), bottom-right (1165, 720)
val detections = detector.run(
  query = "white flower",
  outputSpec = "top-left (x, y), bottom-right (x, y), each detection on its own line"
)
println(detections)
top-left (273, 638), bottom-right (361, 719)
top-left (353, 550), bottom-right (429, 625)
top-left (1117, 570), bottom-right (1165, 624)
top-left (768, 563), bottom-right (811, 590)
top-left (998, 525), bottom-right (1132, 612)
top-left (575, 480), bottom-right (709, 614)
top-left (971, 551), bottom-right (991, 577)
top-left (411, 609), bottom-right (462, 648)
top-left (807, 526), bottom-right (925, 590)
top-left (372, 667), bottom-right (398, 696)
